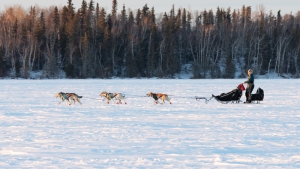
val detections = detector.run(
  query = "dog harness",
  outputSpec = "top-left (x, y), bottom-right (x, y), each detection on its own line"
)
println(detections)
top-left (106, 93), bottom-right (117, 99)
top-left (152, 94), bottom-right (159, 100)
top-left (59, 92), bottom-right (68, 100)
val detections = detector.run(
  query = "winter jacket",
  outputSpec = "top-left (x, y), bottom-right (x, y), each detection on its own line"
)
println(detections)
top-left (244, 74), bottom-right (254, 84)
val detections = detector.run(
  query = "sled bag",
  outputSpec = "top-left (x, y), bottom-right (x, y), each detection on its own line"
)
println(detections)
top-left (251, 88), bottom-right (264, 101)
top-left (238, 83), bottom-right (245, 91)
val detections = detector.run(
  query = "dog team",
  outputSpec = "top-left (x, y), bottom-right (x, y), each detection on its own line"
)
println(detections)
top-left (55, 91), bottom-right (171, 105)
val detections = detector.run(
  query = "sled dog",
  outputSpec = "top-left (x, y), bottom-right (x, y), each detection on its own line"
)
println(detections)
top-left (147, 92), bottom-right (172, 104)
top-left (55, 92), bottom-right (82, 105)
top-left (100, 91), bottom-right (127, 104)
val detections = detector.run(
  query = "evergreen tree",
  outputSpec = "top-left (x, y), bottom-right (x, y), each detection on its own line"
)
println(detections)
top-left (111, 0), bottom-right (117, 21)
top-left (79, 0), bottom-right (87, 35)
top-left (0, 47), bottom-right (6, 77)
top-left (67, 0), bottom-right (75, 16)
top-left (103, 14), bottom-right (112, 77)
top-left (35, 11), bottom-right (47, 71)
top-left (125, 11), bottom-right (138, 77)
top-left (148, 8), bottom-right (160, 77)
top-left (81, 32), bottom-right (90, 78)
top-left (224, 42), bottom-right (236, 78)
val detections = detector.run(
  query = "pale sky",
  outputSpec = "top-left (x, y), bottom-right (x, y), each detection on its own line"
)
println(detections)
top-left (1, 0), bottom-right (299, 15)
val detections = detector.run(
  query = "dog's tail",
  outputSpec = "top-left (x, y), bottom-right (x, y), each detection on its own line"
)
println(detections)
top-left (166, 95), bottom-right (171, 100)
top-left (78, 96), bottom-right (83, 98)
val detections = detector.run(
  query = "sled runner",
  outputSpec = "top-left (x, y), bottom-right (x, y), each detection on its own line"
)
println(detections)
top-left (212, 83), bottom-right (245, 104)
top-left (251, 87), bottom-right (264, 103)
top-left (195, 96), bottom-right (213, 103)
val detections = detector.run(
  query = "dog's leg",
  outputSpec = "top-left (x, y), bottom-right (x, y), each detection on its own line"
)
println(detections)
top-left (60, 95), bottom-right (70, 105)
top-left (120, 95), bottom-right (126, 104)
top-left (106, 96), bottom-right (113, 104)
top-left (166, 96), bottom-right (172, 104)
top-left (71, 98), bottom-right (75, 104)
top-left (67, 99), bottom-right (71, 105)
top-left (74, 97), bottom-right (77, 104)
top-left (113, 96), bottom-right (119, 104)
top-left (76, 98), bottom-right (82, 105)
top-left (57, 98), bottom-right (63, 104)
top-left (57, 96), bottom-right (64, 104)
top-left (119, 95), bottom-right (126, 104)
top-left (121, 94), bottom-right (127, 104)
top-left (67, 97), bottom-right (73, 105)
top-left (161, 98), bottom-right (165, 104)
top-left (63, 98), bottom-right (68, 105)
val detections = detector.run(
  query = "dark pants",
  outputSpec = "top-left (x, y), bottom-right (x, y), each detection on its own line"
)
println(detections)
top-left (245, 84), bottom-right (254, 102)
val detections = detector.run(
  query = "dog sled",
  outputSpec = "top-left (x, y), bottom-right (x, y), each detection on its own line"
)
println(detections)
top-left (55, 84), bottom-right (264, 106)
top-left (212, 84), bottom-right (245, 104)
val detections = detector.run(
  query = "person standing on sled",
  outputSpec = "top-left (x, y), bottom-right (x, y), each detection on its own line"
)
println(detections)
top-left (244, 69), bottom-right (254, 103)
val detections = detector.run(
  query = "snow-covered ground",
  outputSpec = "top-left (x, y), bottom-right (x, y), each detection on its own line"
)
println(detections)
top-left (0, 79), bottom-right (300, 168)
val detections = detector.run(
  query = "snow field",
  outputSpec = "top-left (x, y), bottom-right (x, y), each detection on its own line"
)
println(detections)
top-left (0, 79), bottom-right (300, 168)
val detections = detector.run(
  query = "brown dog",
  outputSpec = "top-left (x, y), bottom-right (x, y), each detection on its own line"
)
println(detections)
top-left (55, 92), bottom-right (82, 105)
top-left (147, 92), bottom-right (172, 104)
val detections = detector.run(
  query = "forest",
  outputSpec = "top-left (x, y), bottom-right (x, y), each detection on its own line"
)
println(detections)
top-left (0, 0), bottom-right (299, 79)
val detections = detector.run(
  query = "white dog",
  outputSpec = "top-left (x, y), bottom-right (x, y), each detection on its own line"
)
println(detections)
top-left (100, 91), bottom-right (127, 104)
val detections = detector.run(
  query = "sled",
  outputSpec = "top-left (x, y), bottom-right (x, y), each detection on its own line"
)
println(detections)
top-left (212, 83), bottom-right (245, 104)
top-left (251, 87), bottom-right (264, 103)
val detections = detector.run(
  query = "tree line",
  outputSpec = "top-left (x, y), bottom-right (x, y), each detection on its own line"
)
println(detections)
top-left (0, 0), bottom-right (300, 79)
